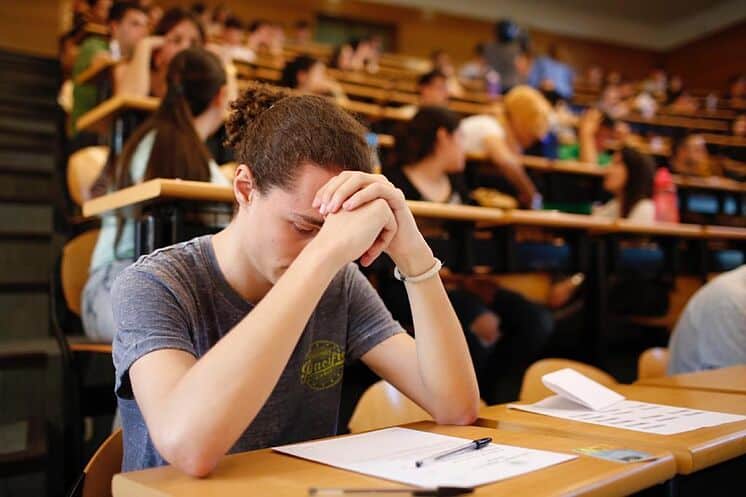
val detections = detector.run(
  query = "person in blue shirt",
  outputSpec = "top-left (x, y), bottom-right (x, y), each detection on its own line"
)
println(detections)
top-left (528, 44), bottom-right (574, 103)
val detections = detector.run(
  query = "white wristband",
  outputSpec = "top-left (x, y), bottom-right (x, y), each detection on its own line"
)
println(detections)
top-left (394, 258), bottom-right (443, 284)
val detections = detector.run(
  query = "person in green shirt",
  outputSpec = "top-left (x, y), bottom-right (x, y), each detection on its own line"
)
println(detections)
top-left (71, 1), bottom-right (149, 137)
top-left (558, 107), bottom-right (630, 166)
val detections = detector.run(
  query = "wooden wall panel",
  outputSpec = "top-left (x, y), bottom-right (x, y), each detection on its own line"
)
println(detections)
top-left (0, 0), bottom-right (62, 57)
top-left (0, 0), bottom-right (739, 91)
top-left (663, 20), bottom-right (746, 92)
top-left (160, 0), bottom-right (659, 77)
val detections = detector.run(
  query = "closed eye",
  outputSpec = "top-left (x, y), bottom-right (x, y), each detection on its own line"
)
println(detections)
top-left (293, 223), bottom-right (317, 235)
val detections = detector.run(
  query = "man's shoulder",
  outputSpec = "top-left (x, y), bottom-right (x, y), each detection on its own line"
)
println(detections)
top-left (118, 236), bottom-right (211, 293)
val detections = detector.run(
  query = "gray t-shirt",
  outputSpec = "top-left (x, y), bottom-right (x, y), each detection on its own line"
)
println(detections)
top-left (667, 265), bottom-right (746, 374)
top-left (112, 235), bottom-right (403, 472)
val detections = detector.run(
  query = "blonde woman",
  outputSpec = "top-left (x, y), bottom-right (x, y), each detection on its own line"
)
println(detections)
top-left (460, 85), bottom-right (552, 207)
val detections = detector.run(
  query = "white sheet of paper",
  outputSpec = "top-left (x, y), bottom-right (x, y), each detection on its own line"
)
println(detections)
top-left (509, 395), bottom-right (746, 435)
top-left (274, 427), bottom-right (576, 488)
top-left (542, 368), bottom-right (625, 410)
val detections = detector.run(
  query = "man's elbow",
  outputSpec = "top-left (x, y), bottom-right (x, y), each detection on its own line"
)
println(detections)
top-left (433, 397), bottom-right (480, 426)
top-left (154, 428), bottom-right (220, 478)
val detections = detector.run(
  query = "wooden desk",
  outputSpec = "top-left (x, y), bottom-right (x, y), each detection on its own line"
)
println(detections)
top-left (624, 114), bottom-right (730, 133)
top-left (112, 422), bottom-right (675, 497)
top-left (76, 95), bottom-right (158, 134)
top-left (670, 174), bottom-right (746, 195)
top-left (74, 59), bottom-right (116, 86)
top-left (636, 366), bottom-right (746, 395)
top-left (82, 179), bottom-right (746, 242)
top-left (477, 385), bottom-right (746, 474)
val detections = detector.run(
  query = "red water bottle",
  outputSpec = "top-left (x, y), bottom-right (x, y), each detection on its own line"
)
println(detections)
top-left (654, 167), bottom-right (679, 223)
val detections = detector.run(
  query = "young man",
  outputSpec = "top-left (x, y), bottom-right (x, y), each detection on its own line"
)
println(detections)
top-left (112, 85), bottom-right (479, 476)
top-left (71, 1), bottom-right (149, 136)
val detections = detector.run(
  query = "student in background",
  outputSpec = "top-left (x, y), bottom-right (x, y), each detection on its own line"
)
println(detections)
top-left (431, 49), bottom-right (465, 97)
top-left (112, 83), bottom-right (479, 474)
top-left (573, 107), bottom-right (631, 165)
top-left (82, 48), bottom-right (231, 342)
top-left (71, 1), bottom-right (149, 137)
top-left (330, 43), bottom-right (355, 71)
top-left (670, 133), bottom-right (720, 177)
top-left (85, 0), bottom-right (113, 25)
top-left (222, 16), bottom-right (255, 63)
top-left (280, 55), bottom-right (348, 103)
top-left (245, 20), bottom-right (274, 56)
top-left (401, 76), bottom-right (548, 208)
top-left (593, 147), bottom-right (655, 221)
top-left (668, 265), bottom-right (746, 374)
top-left (459, 43), bottom-right (490, 82)
top-left (382, 106), bottom-right (554, 403)
top-left (459, 86), bottom-right (551, 207)
top-left (483, 19), bottom-right (522, 93)
top-left (291, 20), bottom-right (313, 45)
top-left (527, 44), bottom-right (574, 103)
top-left (118, 7), bottom-right (205, 98)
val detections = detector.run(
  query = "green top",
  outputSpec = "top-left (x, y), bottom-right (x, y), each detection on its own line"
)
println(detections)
top-left (558, 143), bottom-right (612, 166)
top-left (71, 36), bottom-right (109, 135)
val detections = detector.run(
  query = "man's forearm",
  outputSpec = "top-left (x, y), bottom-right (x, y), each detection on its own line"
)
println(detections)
top-left (396, 248), bottom-right (480, 423)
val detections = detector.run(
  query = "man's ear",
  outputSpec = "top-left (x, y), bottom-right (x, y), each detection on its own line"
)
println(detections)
top-left (435, 127), bottom-right (449, 149)
top-left (234, 164), bottom-right (255, 207)
top-left (212, 84), bottom-right (228, 110)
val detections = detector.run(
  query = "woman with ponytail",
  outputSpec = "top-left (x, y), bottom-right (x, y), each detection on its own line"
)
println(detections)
top-left (82, 47), bottom-right (231, 342)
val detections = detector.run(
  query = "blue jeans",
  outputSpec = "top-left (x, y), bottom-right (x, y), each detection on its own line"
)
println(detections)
top-left (81, 260), bottom-right (131, 342)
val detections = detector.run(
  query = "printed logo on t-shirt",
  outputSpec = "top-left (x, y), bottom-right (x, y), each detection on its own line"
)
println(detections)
top-left (300, 340), bottom-right (345, 391)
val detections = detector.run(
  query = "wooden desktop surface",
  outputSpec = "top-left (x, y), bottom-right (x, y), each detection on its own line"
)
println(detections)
top-left (112, 422), bottom-right (675, 497)
top-left (636, 366), bottom-right (746, 395)
top-left (74, 59), bottom-right (116, 86)
top-left (76, 94), bottom-right (159, 133)
top-left (82, 179), bottom-right (746, 241)
top-left (477, 385), bottom-right (746, 474)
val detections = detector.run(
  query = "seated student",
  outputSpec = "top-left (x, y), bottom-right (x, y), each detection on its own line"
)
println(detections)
top-left (349, 37), bottom-right (379, 73)
top-left (330, 43), bottom-right (355, 71)
top-left (291, 20), bottom-right (313, 45)
top-left (459, 86), bottom-right (551, 208)
top-left (593, 147), bottom-right (655, 221)
top-left (382, 106), bottom-right (554, 403)
top-left (111, 83), bottom-right (479, 474)
top-left (459, 43), bottom-right (489, 82)
top-left (399, 74), bottom-right (545, 208)
top-left (82, 48), bottom-right (231, 342)
top-left (71, 1), bottom-right (149, 137)
top-left (527, 44), bottom-right (574, 102)
top-left (572, 107), bottom-right (631, 165)
top-left (668, 265), bottom-right (746, 374)
top-left (83, 0), bottom-right (113, 25)
top-left (431, 49), bottom-right (465, 98)
top-left (670, 133), bottom-right (721, 177)
top-left (280, 55), bottom-right (348, 103)
top-left (245, 19), bottom-right (274, 57)
top-left (117, 7), bottom-right (205, 98)
top-left (221, 16), bottom-right (254, 63)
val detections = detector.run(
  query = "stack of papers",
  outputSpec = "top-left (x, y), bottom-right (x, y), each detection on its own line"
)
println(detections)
top-left (509, 368), bottom-right (746, 435)
top-left (275, 427), bottom-right (576, 487)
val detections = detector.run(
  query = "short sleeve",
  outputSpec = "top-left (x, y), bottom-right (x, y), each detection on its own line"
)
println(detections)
top-left (112, 266), bottom-right (197, 399)
top-left (460, 115), bottom-right (505, 155)
top-left (628, 199), bottom-right (655, 222)
top-left (344, 264), bottom-right (404, 363)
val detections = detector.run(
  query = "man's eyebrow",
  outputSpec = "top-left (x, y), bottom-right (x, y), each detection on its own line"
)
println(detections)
top-left (293, 213), bottom-right (325, 227)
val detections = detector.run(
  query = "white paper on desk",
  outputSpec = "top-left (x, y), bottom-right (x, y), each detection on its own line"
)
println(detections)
top-left (509, 369), bottom-right (746, 435)
top-left (274, 427), bottom-right (576, 488)
top-left (542, 368), bottom-right (625, 410)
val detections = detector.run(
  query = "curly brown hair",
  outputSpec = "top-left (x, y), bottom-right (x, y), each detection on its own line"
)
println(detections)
top-left (225, 82), bottom-right (372, 193)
